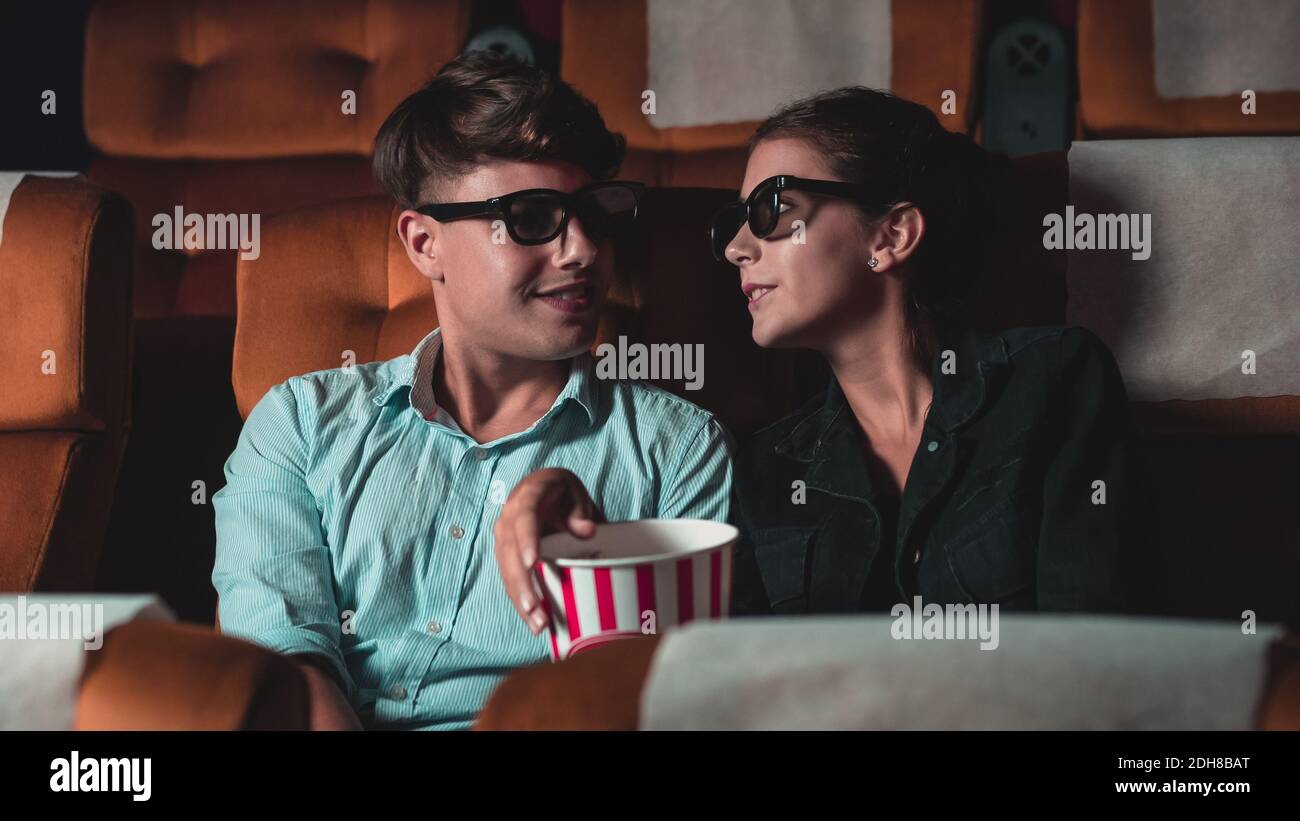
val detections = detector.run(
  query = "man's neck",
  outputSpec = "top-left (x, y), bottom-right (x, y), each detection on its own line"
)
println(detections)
top-left (432, 333), bottom-right (572, 444)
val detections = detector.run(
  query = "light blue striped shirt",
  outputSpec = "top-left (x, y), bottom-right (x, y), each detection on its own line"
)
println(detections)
top-left (212, 328), bottom-right (733, 730)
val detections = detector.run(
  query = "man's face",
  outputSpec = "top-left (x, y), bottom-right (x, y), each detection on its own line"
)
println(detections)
top-left (400, 160), bottom-right (612, 362)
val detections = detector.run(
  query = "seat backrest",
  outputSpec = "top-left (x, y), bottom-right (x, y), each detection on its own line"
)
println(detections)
top-left (1061, 136), bottom-right (1300, 623)
top-left (83, 0), bottom-right (471, 317)
top-left (561, 0), bottom-right (986, 187)
top-left (1078, 0), bottom-right (1300, 138)
top-left (0, 174), bottom-right (133, 591)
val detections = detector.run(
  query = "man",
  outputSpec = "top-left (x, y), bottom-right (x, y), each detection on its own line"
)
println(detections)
top-left (212, 52), bottom-right (733, 730)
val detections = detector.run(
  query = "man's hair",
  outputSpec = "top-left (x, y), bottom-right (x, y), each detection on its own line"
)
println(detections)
top-left (374, 50), bottom-right (626, 209)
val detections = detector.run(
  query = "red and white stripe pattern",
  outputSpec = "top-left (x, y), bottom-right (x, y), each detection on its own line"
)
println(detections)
top-left (534, 547), bottom-right (732, 660)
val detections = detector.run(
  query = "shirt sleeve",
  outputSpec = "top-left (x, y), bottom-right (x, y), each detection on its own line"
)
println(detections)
top-left (657, 415), bottom-right (735, 523)
top-left (1036, 327), bottom-right (1150, 614)
top-left (211, 379), bottom-right (356, 701)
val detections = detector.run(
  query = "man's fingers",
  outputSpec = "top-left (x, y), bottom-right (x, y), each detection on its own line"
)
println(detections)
top-left (494, 470), bottom-right (601, 635)
top-left (494, 521), bottom-right (534, 626)
top-left (565, 476), bottom-right (604, 537)
top-left (512, 497), bottom-right (555, 634)
top-left (566, 514), bottom-right (597, 538)
top-left (523, 570), bottom-right (548, 635)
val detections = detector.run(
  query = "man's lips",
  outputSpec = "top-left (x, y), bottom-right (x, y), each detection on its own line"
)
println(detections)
top-left (533, 282), bottom-right (595, 314)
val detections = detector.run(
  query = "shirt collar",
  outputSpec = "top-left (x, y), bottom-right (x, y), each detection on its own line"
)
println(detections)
top-left (371, 327), bottom-right (597, 427)
top-left (774, 325), bottom-right (1009, 463)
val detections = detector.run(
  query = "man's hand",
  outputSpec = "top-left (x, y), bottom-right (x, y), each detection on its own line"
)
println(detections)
top-left (493, 468), bottom-right (605, 635)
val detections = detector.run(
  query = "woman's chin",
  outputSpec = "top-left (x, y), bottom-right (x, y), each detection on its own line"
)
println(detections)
top-left (751, 322), bottom-right (793, 349)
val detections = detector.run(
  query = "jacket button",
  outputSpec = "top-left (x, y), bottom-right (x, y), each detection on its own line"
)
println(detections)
top-left (926, 440), bottom-right (939, 453)
top-left (913, 548), bottom-right (922, 564)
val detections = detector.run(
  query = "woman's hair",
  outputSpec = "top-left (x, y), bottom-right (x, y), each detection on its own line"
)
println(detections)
top-left (750, 87), bottom-right (1007, 367)
top-left (374, 50), bottom-right (626, 209)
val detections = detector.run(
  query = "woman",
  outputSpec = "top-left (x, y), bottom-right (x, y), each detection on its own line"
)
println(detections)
top-left (495, 87), bottom-right (1149, 626)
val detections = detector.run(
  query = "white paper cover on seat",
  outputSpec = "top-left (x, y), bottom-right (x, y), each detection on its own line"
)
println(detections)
top-left (0, 172), bottom-right (83, 248)
top-left (0, 594), bottom-right (174, 730)
top-left (640, 615), bottom-right (1282, 730)
top-left (1153, 0), bottom-right (1300, 99)
top-left (646, 0), bottom-right (891, 128)
top-left (1065, 137), bottom-right (1300, 401)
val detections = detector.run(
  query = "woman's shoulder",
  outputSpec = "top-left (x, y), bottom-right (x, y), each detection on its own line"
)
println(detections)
top-left (998, 323), bottom-right (1107, 348)
top-left (980, 325), bottom-right (1130, 423)
top-left (991, 324), bottom-right (1123, 379)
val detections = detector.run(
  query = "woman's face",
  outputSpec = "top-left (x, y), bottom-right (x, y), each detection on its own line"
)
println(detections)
top-left (726, 137), bottom-right (884, 351)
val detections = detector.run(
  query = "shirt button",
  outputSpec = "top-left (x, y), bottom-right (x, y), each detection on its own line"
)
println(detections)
top-left (474, 448), bottom-right (489, 461)
top-left (926, 440), bottom-right (939, 452)
top-left (450, 525), bottom-right (465, 539)
top-left (426, 619), bottom-right (442, 635)
top-left (388, 684), bottom-right (407, 700)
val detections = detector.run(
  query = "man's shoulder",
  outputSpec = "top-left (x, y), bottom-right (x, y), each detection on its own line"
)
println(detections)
top-left (596, 378), bottom-right (733, 460)
top-left (252, 354), bottom-right (410, 429)
top-left (602, 377), bottom-right (719, 428)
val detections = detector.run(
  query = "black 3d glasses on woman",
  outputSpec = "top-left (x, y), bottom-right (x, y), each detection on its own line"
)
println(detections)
top-left (708, 175), bottom-right (890, 262)
top-left (417, 181), bottom-right (646, 246)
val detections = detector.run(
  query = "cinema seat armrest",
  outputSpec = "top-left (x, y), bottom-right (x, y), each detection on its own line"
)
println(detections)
top-left (1259, 634), bottom-right (1300, 730)
top-left (475, 635), bottom-right (663, 730)
top-left (75, 620), bottom-right (311, 730)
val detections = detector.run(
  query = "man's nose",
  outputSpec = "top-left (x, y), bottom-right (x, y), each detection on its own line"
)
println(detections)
top-left (554, 215), bottom-right (599, 269)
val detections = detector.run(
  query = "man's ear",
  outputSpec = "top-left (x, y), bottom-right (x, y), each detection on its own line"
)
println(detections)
top-left (397, 209), bottom-right (445, 283)
top-left (867, 202), bottom-right (925, 272)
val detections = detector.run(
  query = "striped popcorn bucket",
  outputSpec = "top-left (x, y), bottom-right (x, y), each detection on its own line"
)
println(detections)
top-left (534, 519), bottom-right (738, 660)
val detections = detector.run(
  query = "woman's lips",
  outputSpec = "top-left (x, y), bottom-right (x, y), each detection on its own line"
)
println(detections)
top-left (747, 285), bottom-right (776, 310)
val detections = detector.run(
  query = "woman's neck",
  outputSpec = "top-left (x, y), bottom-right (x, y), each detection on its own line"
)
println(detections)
top-left (824, 314), bottom-right (936, 447)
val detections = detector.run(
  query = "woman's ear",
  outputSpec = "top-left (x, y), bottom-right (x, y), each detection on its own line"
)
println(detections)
top-left (397, 210), bottom-right (445, 284)
top-left (867, 202), bottom-right (925, 272)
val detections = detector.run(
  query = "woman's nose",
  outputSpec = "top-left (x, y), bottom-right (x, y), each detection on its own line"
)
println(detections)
top-left (725, 223), bottom-right (759, 266)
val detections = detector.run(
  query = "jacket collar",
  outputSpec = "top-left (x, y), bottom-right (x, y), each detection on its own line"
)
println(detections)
top-left (774, 325), bottom-right (1009, 467)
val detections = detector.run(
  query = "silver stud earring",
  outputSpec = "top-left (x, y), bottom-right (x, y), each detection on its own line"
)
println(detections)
top-left (867, 257), bottom-right (879, 268)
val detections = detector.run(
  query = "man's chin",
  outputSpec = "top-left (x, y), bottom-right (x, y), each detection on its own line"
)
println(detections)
top-left (531, 327), bottom-right (600, 361)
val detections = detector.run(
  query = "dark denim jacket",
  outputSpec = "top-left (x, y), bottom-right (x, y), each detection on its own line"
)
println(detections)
top-left (730, 324), bottom-right (1150, 616)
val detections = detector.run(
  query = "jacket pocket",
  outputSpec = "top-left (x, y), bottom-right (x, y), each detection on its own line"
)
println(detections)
top-left (751, 526), bottom-right (813, 612)
top-left (951, 455), bottom-right (1027, 513)
top-left (941, 491), bottom-right (1036, 605)
top-left (951, 427), bottom-right (1036, 513)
